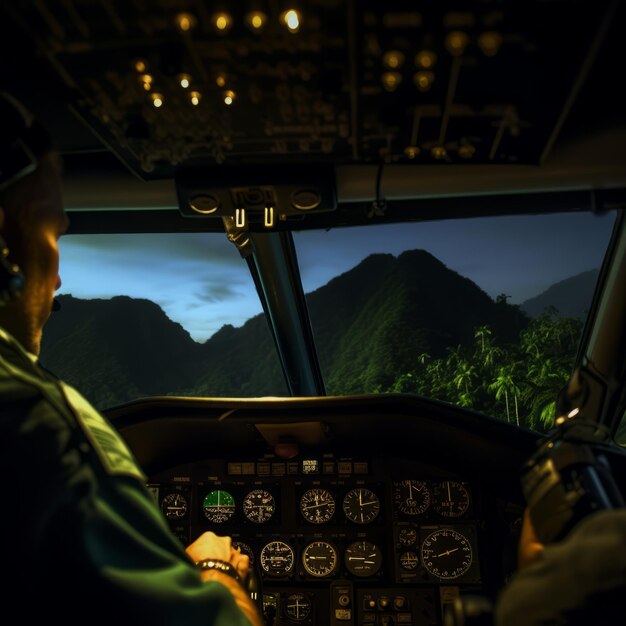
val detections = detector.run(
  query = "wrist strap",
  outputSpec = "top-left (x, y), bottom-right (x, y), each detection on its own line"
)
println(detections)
top-left (196, 559), bottom-right (242, 584)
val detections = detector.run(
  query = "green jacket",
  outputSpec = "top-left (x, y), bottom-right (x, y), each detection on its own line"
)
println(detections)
top-left (0, 326), bottom-right (252, 625)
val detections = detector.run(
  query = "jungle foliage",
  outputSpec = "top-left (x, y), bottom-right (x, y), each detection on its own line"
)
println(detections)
top-left (384, 307), bottom-right (583, 431)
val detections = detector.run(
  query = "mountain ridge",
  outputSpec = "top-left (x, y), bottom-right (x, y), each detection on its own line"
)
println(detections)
top-left (41, 249), bottom-right (531, 408)
top-left (521, 269), bottom-right (599, 318)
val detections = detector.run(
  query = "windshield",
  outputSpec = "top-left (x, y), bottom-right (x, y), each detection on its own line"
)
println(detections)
top-left (42, 211), bottom-right (616, 431)
top-left (41, 233), bottom-right (287, 408)
top-left (295, 211), bottom-right (616, 432)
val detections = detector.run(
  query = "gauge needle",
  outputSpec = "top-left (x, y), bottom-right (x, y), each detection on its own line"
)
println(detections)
top-left (303, 502), bottom-right (329, 510)
top-left (438, 548), bottom-right (459, 557)
top-left (447, 481), bottom-right (451, 500)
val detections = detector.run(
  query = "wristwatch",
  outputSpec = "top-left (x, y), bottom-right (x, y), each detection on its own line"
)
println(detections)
top-left (196, 559), bottom-right (242, 584)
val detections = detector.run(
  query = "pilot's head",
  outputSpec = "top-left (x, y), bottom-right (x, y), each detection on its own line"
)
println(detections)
top-left (0, 93), bottom-right (68, 356)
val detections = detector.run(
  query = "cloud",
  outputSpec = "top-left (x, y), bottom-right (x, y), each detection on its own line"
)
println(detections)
top-left (60, 233), bottom-right (242, 267)
top-left (194, 283), bottom-right (242, 304)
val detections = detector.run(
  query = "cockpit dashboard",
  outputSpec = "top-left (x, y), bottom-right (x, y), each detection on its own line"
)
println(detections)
top-left (109, 394), bottom-right (540, 625)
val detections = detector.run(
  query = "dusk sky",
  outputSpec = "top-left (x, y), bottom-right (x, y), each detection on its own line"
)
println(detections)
top-left (57, 211), bottom-right (616, 342)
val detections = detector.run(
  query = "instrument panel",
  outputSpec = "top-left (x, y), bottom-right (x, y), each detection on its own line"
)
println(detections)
top-left (147, 454), bottom-right (487, 625)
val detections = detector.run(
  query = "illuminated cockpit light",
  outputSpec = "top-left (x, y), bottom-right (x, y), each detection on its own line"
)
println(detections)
top-left (415, 50), bottom-right (437, 69)
top-left (134, 59), bottom-right (147, 73)
top-left (224, 90), bottom-right (236, 105)
top-left (458, 144), bottom-right (476, 159)
top-left (383, 51), bottom-right (405, 69)
top-left (190, 91), bottom-right (202, 106)
top-left (140, 74), bottom-right (153, 91)
top-left (216, 74), bottom-right (227, 88)
top-left (151, 93), bottom-right (163, 108)
top-left (431, 146), bottom-right (447, 159)
top-left (176, 13), bottom-right (196, 32)
top-left (179, 74), bottom-right (191, 89)
top-left (381, 72), bottom-right (402, 92)
top-left (214, 13), bottom-right (232, 32)
top-left (478, 31), bottom-right (503, 57)
top-left (445, 31), bottom-right (469, 56)
top-left (246, 11), bottom-right (267, 31)
top-left (281, 9), bottom-right (301, 33)
top-left (413, 71), bottom-right (434, 92)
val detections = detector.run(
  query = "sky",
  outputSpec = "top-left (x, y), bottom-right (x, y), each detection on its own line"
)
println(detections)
top-left (57, 211), bottom-right (616, 342)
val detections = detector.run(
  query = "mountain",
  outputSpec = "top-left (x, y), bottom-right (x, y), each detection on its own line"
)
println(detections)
top-left (40, 250), bottom-right (527, 408)
top-left (306, 250), bottom-right (526, 393)
top-left (40, 296), bottom-right (200, 407)
top-left (521, 269), bottom-right (599, 318)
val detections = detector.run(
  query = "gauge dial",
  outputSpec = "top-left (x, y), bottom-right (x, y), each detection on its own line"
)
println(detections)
top-left (399, 551), bottom-right (419, 571)
top-left (285, 593), bottom-right (311, 621)
top-left (398, 528), bottom-right (417, 546)
top-left (344, 541), bottom-right (382, 577)
top-left (233, 541), bottom-right (255, 566)
top-left (161, 492), bottom-right (188, 519)
top-left (342, 488), bottom-right (381, 524)
top-left (421, 528), bottom-right (473, 580)
top-left (300, 488), bottom-right (335, 524)
top-left (243, 489), bottom-right (276, 523)
top-left (393, 480), bottom-right (431, 516)
top-left (433, 481), bottom-right (471, 518)
top-left (260, 540), bottom-right (295, 576)
top-left (202, 489), bottom-right (235, 523)
top-left (302, 541), bottom-right (338, 578)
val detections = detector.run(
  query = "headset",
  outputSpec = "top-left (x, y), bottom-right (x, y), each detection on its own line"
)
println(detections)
top-left (0, 92), bottom-right (54, 306)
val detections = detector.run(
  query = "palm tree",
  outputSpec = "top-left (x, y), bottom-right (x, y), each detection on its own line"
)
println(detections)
top-left (489, 367), bottom-right (520, 424)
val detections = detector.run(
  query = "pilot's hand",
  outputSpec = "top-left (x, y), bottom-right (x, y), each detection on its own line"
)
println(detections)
top-left (186, 531), bottom-right (251, 581)
top-left (518, 508), bottom-right (544, 569)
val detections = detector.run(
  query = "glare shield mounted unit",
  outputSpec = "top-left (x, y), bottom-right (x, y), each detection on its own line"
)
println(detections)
top-left (176, 164), bottom-right (337, 230)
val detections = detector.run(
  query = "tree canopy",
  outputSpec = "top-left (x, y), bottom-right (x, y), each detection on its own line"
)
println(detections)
top-left (385, 308), bottom-right (583, 432)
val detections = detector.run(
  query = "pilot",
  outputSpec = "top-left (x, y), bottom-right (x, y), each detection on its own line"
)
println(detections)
top-left (0, 93), bottom-right (262, 625)
top-left (494, 507), bottom-right (626, 624)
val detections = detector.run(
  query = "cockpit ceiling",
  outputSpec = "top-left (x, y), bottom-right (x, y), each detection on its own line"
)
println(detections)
top-left (2, 1), bottom-right (622, 180)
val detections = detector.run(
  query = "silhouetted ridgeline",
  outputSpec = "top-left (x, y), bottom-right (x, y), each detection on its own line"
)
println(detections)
top-left (521, 269), bottom-right (599, 319)
top-left (41, 250), bottom-right (544, 408)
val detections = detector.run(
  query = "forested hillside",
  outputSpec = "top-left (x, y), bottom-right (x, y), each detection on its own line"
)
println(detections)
top-left (41, 250), bottom-right (585, 432)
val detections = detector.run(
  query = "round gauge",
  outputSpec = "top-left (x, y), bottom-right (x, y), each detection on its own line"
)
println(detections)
top-left (342, 488), bottom-right (381, 524)
top-left (161, 492), bottom-right (188, 519)
top-left (300, 488), bottom-right (335, 524)
top-left (285, 593), bottom-right (311, 621)
top-left (393, 480), bottom-right (431, 516)
top-left (433, 481), bottom-right (471, 518)
top-left (260, 540), bottom-right (295, 576)
top-left (399, 551), bottom-right (419, 571)
top-left (202, 489), bottom-right (235, 523)
top-left (302, 541), bottom-right (338, 578)
top-left (398, 528), bottom-right (417, 546)
top-left (232, 541), bottom-right (255, 567)
top-left (421, 528), bottom-right (473, 580)
top-left (344, 541), bottom-right (382, 577)
top-left (243, 489), bottom-right (276, 524)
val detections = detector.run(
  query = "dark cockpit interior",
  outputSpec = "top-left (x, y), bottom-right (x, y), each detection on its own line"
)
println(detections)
top-left (2, 1), bottom-right (626, 625)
